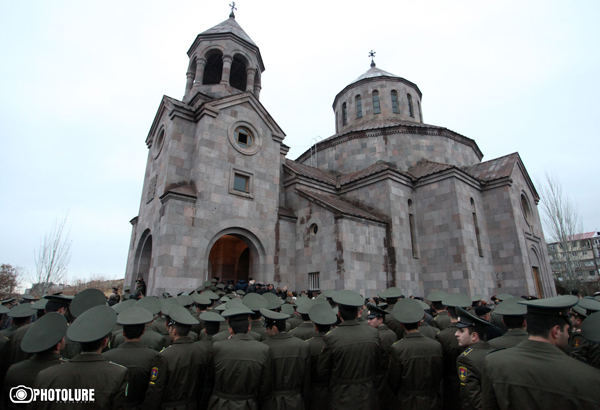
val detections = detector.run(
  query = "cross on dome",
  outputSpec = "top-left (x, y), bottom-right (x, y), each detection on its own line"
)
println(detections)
top-left (229, 2), bottom-right (237, 18)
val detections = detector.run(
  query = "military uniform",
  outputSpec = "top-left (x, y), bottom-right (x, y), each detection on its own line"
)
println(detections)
top-left (419, 321), bottom-right (440, 340)
top-left (211, 329), bottom-right (262, 342)
top-left (374, 323), bottom-right (397, 410)
top-left (388, 332), bottom-right (443, 410)
top-left (262, 332), bottom-right (311, 409)
top-left (287, 313), bottom-right (304, 330)
top-left (432, 310), bottom-right (451, 330)
top-left (306, 331), bottom-right (329, 410)
top-left (250, 320), bottom-right (268, 340)
top-left (4, 353), bottom-right (66, 410)
top-left (570, 331), bottom-right (600, 369)
top-left (208, 333), bottom-right (271, 410)
top-left (289, 322), bottom-right (316, 341)
top-left (144, 337), bottom-right (209, 410)
top-left (151, 315), bottom-right (169, 336)
top-left (5, 322), bottom-right (33, 365)
top-left (383, 304), bottom-right (404, 340)
top-left (487, 328), bottom-right (528, 349)
top-left (317, 318), bottom-right (383, 410)
top-left (102, 341), bottom-right (158, 408)
top-left (456, 342), bottom-right (491, 410)
top-left (483, 340), bottom-right (600, 409)
top-left (111, 324), bottom-right (168, 351)
top-left (436, 325), bottom-right (465, 410)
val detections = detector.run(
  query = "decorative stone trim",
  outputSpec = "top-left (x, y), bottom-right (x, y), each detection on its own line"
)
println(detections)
top-left (228, 121), bottom-right (262, 156)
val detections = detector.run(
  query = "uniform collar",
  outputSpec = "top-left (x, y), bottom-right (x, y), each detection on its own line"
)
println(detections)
top-left (231, 333), bottom-right (254, 340)
top-left (119, 341), bottom-right (146, 348)
top-left (172, 336), bottom-right (193, 345)
top-left (404, 331), bottom-right (425, 339)
top-left (339, 319), bottom-right (359, 326)
top-left (270, 332), bottom-right (293, 339)
top-left (517, 339), bottom-right (568, 356)
top-left (32, 352), bottom-right (63, 361)
top-left (70, 353), bottom-right (107, 362)
top-left (378, 324), bottom-right (390, 331)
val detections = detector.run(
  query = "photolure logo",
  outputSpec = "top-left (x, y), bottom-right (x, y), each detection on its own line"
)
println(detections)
top-left (9, 386), bottom-right (95, 404)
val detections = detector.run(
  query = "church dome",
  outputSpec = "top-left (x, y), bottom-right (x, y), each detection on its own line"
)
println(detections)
top-left (332, 62), bottom-right (423, 134)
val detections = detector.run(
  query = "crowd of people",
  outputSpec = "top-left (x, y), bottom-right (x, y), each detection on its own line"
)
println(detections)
top-left (1, 277), bottom-right (600, 409)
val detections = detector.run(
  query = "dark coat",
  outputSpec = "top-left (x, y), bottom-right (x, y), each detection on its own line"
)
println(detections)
top-left (143, 336), bottom-right (209, 410)
top-left (375, 324), bottom-right (397, 410)
top-left (431, 311), bottom-right (452, 330)
top-left (3, 353), bottom-right (65, 410)
top-left (317, 319), bottom-right (383, 410)
top-left (488, 328), bottom-right (528, 349)
top-left (102, 341), bottom-right (158, 408)
top-left (389, 332), bottom-right (443, 410)
top-left (111, 326), bottom-right (167, 352)
top-left (289, 322), bottom-right (316, 341)
top-left (208, 333), bottom-right (271, 410)
top-left (307, 332), bottom-right (329, 410)
top-left (483, 340), bottom-right (600, 410)
top-left (31, 353), bottom-right (128, 410)
top-left (262, 332), bottom-right (311, 410)
top-left (456, 341), bottom-right (492, 410)
top-left (435, 325), bottom-right (465, 410)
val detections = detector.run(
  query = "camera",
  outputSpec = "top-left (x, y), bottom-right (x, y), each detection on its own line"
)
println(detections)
top-left (10, 385), bottom-right (34, 403)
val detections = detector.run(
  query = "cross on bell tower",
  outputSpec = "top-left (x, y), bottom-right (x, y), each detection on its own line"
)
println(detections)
top-left (229, 2), bottom-right (237, 18)
top-left (369, 50), bottom-right (376, 67)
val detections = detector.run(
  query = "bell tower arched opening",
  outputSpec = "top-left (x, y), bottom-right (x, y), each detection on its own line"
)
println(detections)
top-left (203, 51), bottom-right (223, 85)
top-left (230, 56), bottom-right (248, 91)
top-left (208, 234), bottom-right (253, 283)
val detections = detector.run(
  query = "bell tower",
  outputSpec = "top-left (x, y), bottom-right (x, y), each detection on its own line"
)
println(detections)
top-left (183, 6), bottom-right (264, 103)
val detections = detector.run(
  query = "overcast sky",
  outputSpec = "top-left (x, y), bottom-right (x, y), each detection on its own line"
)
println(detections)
top-left (1, 1), bottom-right (599, 287)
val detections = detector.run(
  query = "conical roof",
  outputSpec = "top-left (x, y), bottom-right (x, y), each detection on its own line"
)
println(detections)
top-left (199, 16), bottom-right (256, 46)
top-left (350, 64), bottom-right (400, 85)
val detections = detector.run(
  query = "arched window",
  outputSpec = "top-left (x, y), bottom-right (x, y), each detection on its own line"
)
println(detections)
top-left (471, 198), bottom-right (483, 257)
top-left (417, 101), bottom-right (423, 122)
top-left (373, 90), bottom-right (381, 114)
top-left (407, 94), bottom-right (414, 117)
top-left (230, 56), bottom-right (247, 91)
top-left (342, 103), bottom-right (347, 126)
top-left (408, 199), bottom-right (418, 258)
top-left (202, 52), bottom-right (223, 85)
top-left (355, 95), bottom-right (362, 118)
top-left (391, 90), bottom-right (399, 114)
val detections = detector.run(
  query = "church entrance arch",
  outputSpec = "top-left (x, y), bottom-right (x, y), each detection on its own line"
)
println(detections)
top-left (132, 229), bottom-right (152, 289)
top-left (206, 228), bottom-right (264, 284)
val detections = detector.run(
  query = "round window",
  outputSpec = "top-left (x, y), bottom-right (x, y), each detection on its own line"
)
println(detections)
top-left (154, 129), bottom-right (165, 159)
top-left (310, 223), bottom-right (318, 235)
top-left (235, 127), bottom-right (253, 148)
top-left (228, 122), bottom-right (261, 155)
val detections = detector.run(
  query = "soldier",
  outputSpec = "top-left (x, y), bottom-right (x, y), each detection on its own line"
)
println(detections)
top-left (3, 313), bottom-right (67, 410)
top-left (366, 303), bottom-right (397, 410)
top-left (31, 305), bottom-right (129, 410)
top-left (435, 293), bottom-right (470, 410)
top-left (489, 293), bottom-right (514, 334)
top-left (143, 305), bottom-right (209, 410)
top-left (473, 305), bottom-right (503, 341)
top-left (569, 298), bottom-right (600, 368)
top-left (455, 306), bottom-right (492, 410)
top-left (317, 290), bottom-right (383, 410)
top-left (416, 301), bottom-right (440, 340)
top-left (134, 277), bottom-right (147, 298)
top-left (122, 285), bottom-right (132, 300)
top-left (112, 297), bottom-right (167, 352)
top-left (482, 295), bottom-right (600, 409)
top-left (379, 287), bottom-right (405, 339)
top-left (306, 303), bottom-right (337, 410)
top-left (191, 293), bottom-right (212, 335)
top-left (487, 297), bottom-right (528, 349)
top-left (261, 308), bottom-right (310, 409)
top-left (208, 306), bottom-right (271, 409)
top-left (286, 303), bottom-right (304, 330)
top-left (103, 307), bottom-right (158, 409)
top-left (428, 290), bottom-right (450, 330)
top-left (389, 298), bottom-right (443, 410)
top-left (243, 292), bottom-right (269, 340)
top-left (0, 303), bottom-right (35, 339)
top-left (289, 299), bottom-right (317, 341)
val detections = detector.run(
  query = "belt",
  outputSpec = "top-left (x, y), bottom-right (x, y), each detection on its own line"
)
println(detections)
top-left (214, 391), bottom-right (255, 401)
top-left (332, 376), bottom-right (373, 385)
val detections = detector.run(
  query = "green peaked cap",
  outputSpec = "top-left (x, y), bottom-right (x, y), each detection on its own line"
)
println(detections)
top-left (281, 304), bottom-right (296, 316)
top-left (166, 305), bottom-right (199, 325)
top-left (7, 303), bottom-right (36, 318)
top-left (426, 290), bottom-right (448, 303)
top-left (67, 305), bottom-right (117, 343)
top-left (135, 296), bottom-right (162, 315)
top-left (309, 303), bottom-right (337, 325)
top-left (393, 298), bottom-right (425, 323)
top-left (242, 293), bottom-right (268, 311)
top-left (71, 288), bottom-right (107, 318)
top-left (113, 299), bottom-right (137, 314)
top-left (442, 293), bottom-right (471, 308)
top-left (296, 299), bottom-right (315, 315)
top-left (200, 311), bottom-right (225, 322)
top-left (332, 290), bottom-right (364, 307)
top-left (578, 298), bottom-right (600, 314)
top-left (494, 297), bottom-right (527, 316)
top-left (22, 312), bottom-right (68, 353)
top-left (581, 311), bottom-right (600, 343)
top-left (260, 308), bottom-right (289, 321)
top-left (456, 306), bottom-right (492, 329)
top-left (518, 295), bottom-right (578, 316)
top-left (117, 307), bottom-right (154, 325)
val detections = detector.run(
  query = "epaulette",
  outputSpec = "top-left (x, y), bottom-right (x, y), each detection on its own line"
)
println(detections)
top-left (59, 358), bottom-right (68, 363)
top-left (486, 347), bottom-right (507, 355)
top-left (159, 345), bottom-right (171, 353)
top-left (461, 347), bottom-right (473, 357)
top-left (107, 360), bottom-right (128, 369)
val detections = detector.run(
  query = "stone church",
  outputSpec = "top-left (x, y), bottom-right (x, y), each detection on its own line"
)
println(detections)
top-left (124, 12), bottom-right (556, 299)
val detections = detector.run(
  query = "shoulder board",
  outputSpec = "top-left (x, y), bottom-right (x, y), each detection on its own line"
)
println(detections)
top-left (461, 347), bottom-right (473, 356)
top-left (433, 316), bottom-right (439, 321)
top-left (159, 346), bottom-right (171, 353)
top-left (486, 347), bottom-right (508, 355)
top-left (107, 360), bottom-right (127, 369)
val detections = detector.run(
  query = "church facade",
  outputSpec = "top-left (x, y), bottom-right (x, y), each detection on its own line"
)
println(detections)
top-left (124, 13), bottom-right (556, 299)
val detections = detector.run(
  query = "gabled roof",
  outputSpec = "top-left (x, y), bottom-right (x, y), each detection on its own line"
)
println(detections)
top-left (407, 160), bottom-right (455, 179)
top-left (463, 153), bottom-right (519, 181)
top-left (296, 188), bottom-right (385, 223)
top-left (339, 161), bottom-right (399, 186)
top-left (284, 159), bottom-right (338, 186)
top-left (198, 17), bottom-right (256, 46)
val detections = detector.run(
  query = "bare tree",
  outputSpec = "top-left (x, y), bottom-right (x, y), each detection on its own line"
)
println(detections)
top-left (32, 214), bottom-right (72, 296)
top-left (537, 172), bottom-right (584, 293)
